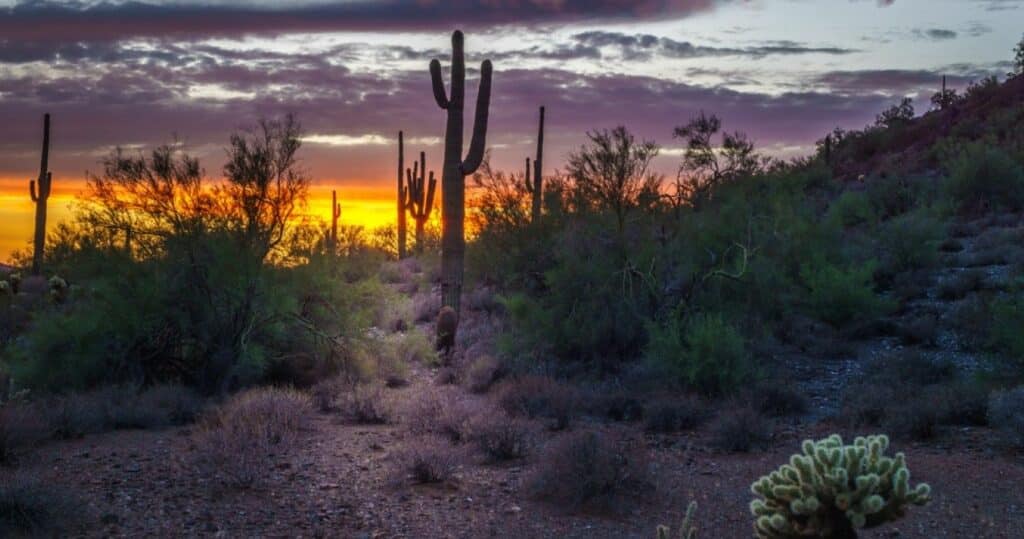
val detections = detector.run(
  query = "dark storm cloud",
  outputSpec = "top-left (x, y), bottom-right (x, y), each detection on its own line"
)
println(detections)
top-left (0, 0), bottom-right (724, 43)
top-left (811, 69), bottom-right (974, 97)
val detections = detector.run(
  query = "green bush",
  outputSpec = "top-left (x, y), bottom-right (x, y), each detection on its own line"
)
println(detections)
top-left (800, 258), bottom-right (891, 328)
top-left (828, 191), bottom-right (875, 228)
top-left (944, 143), bottom-right (1024, 213)
top-left (988, 291), bottom-right (1024, 366)
top-left (876, 211), bottom-right (942, 277)
top-left (645, 314), bottom-right (756, 395)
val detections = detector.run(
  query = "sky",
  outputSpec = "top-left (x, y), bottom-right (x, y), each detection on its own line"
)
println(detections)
top-left (0, 0), bottom-right (1021, 261)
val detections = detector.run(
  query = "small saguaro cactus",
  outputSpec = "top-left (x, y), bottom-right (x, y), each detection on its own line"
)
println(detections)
top-left (750, 434), bottom-right (931, 539)
top-left (29, 113), bottom-right (52, 276)
top-left (656, 501), bottom-right (697, 539)
top-left (328, 189), bottom-right (342, 253)
top-left (523, 105), bottom-right (545, 222)
top-left (431, 29), bottom-right (492, 321)
top-left (406, 150), bottom-right (437, 254)
top-left (397, 131), bottom-right (410, 259)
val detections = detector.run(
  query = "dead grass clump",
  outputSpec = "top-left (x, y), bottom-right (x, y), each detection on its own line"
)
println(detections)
top-left (191, 387), bottom-right (311, 488)
top-left (394, 437), bottom-right (460, 485)
top-left (711, 406), bottom-right (772, 453)
top-left (529, 430), bottom-right (650, 513)
top-left (338, 385), bottom-right (392, 425)
top-left (495, 375), bottom-right (578, 430)
top-left (467, 412), bottom-right (533, 462)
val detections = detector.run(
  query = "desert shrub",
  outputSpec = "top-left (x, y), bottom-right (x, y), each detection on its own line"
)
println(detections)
top-left (412, 293), bottom-right (441, 323)
top-left (529, 430), bottom-right (650, 512)
top-left (0, 471), bottom-right (84, 537)
top-left (434, 367), bottom-right (458, 386)
top-left (866, 175), bottom-right (922, 219)
top-left (883, 401), bottom-right (939, 441)
top-left (945, 143), bottom-right (1024, 213)
top-left (938, 237), bottom-right (964, 253)
top-left (645, 314), bottom-right (755, 395)
top-left (800, 258), bottom-right (889, 328)
top-left (465, 286), bottom-right (501, 315)
top-left (750, 384), bottom-right (809, 418)
top-left (876, 353), bottom-right (957, 386)
top-left (465, 355), bottom-right (502, 393)
top-left (828, 191), bottom-right (875, 227)
top-left (468, 412), bottom-right (533, 461)
top-left (310, 378), bottom-right (343, 413)
top-left (581, 389), bottom-right (646, 423)
top-left (876, 211), bottom-right (942, 277)
top-left (394, 437), bottom-right (459, 484)
top-left (938, 269), bottom-right (986, 300)
top-left (495, 375), bottom-right (577, 430)
top-left (893, 314), bottom-right (939, 347)
top-left (988, 386), bottom-right (1024, 450)
top-left (191, 387), bottom-right (310, 488)
top-left (378, 261), bottom-right (411, 284)
top-left (0, 403), bottom-right (48, 464)
top-left (988, 291), bottom-right (1024, 365)
top-left (643, 396), bottom-right (706, 433)
top-left (403, 390), bottom-right (475, 442)
top-left (750, 434), bottom-right (931, 539)
top-left (929, 382), bottom-right (988, 426)
top-left (839, 383), bottom-right (894, 427)
top-left (376, 295), bottom-right (412, 333)
top-left (338, 385), bottom-right (391, 425)
top-left (385, 330), bottom-right (438, 367)
top-left (711, 406), bottom-right (772, 452)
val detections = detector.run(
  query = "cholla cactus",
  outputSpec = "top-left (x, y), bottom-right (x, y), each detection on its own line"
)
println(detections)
top-left (657, 501), bottom-right (697, 539)
top-left (751, 434), bottom-right (930, 539)
top-left (8, 273), bottom-right (21, 294)
top-left (48, 275), bottom-right (68, 303)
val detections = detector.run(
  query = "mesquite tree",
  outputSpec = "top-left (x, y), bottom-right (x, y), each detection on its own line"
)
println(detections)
top-left (524, 106), bottom-right (545, 223)
top-left (28, 113), bottom-right (52, 275)
top-left (397, 131), bottom-right (410, 259)
top-left (430, 29), bottom-right (492, 317)
top-left (406, 150), bottom-right (436, 254)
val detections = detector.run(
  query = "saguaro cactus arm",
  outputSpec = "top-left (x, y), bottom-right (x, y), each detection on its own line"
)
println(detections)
top-left (430, 60), bottom-right (450, 109)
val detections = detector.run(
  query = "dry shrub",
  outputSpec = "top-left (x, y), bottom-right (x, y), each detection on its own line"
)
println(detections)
top-left (0, 403), bottom-right (48, 464)
top-left (310, 377), bottom-right (344, 413)
top-left (465, 286), bottom-right (501, 314)
top-left (412, 293), bottom-right (441, 323)
top-left (495, 375), bottom-right (577, 430)
top-left (339, 385), bottom-right (391, 425)
top-left (749, 384), bottom-right (808, 418)
top-left (393, 437), bottom-right (460, 484)
top-left (379, 261), bottom-right (411, 284)
top-left (529, 430), bottom-right (650, 513)
top-left (467, 412), bottom-right (533, 462)
top-left (987, 386), bottom-right (1024, 450)
top-left (435, 367), bottom-right (458, 386)
top-left (711, 406), bottom-right (772, 453)
top-left (191, 387), bottom-right (311, 488)
top-left (403, 389), bottom-right (475, 443)
top-left (0, 471), bottom-right (84, 537)
top-left (465, 355), bottom-right (502, 393)
top-left (643, 396), bottom-right (707, 433)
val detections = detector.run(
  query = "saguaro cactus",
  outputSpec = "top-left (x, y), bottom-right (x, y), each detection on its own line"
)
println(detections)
top-left (524, 105), bottom-right (545, 222)
top-left (406, 150), bottom-right (437, 254)
top-left (397, 131), bottom-right (410, 259)
top-left (28, 113), bottom-right (51, 276)
top-left (329, 189), bottom-right (342, 253)
top-left (431, 29), bottom-right (492, 317)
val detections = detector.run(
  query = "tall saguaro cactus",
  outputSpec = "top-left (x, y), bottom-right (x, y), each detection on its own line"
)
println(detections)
top-left (28, 113), bottom-right (51, 276)
top-left (406, 151), bottom-right (437, 254)
top-left (524, 105), bottom-right (545, 222)
top-left (431, 29), bottom-right (492, 317)
top-left (397, 131), bottom-right (410, 259)
top-left (329, 189), bottom-right (341, 253)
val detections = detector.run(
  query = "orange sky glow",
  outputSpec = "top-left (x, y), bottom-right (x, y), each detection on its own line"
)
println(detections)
top-left (0, 177), bottom-right (397, 263)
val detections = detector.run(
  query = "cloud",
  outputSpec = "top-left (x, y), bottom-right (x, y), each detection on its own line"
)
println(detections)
top-left (0, 0), bottom-right (723, 43)
top-left (914, 28), bottom-right (958, 41)
top-left (571, 31), bottom-right (857, 60)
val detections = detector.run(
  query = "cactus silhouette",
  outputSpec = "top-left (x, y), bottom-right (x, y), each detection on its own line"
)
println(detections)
top-left (329, 189), bottom-right (342, 253)
top-left (750, 434), bottom-right (931, 539)
top-left (406, 150), bottom-right (437, 254)
top-left (524, 105), bottom-right (545, 222)
top-left (28, 113), bottom-right (51, 276)
top-left (397, 131), bottom-right (410, 259)
top-left (431, 29), bottom-right (492, 318)
top-left (657, 501), bottom-right (697, 539)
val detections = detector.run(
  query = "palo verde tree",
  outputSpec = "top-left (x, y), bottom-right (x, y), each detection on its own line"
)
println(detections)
top-left (28, 113), bottom-right (52, 275)
top-left (430, 29), bottom-right (492, 319)
top-left (673, 112), bottom-right (761, 210)
top-left (566, 126), bottom-right (660, 233)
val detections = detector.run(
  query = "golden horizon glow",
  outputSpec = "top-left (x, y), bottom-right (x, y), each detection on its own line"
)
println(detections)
top-left (0, 179), bottom-right (400, 263)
